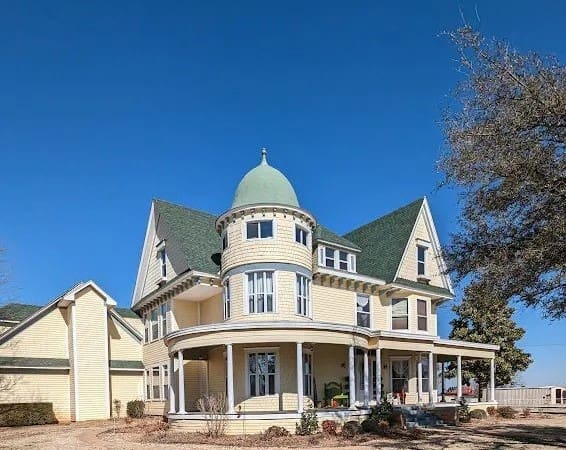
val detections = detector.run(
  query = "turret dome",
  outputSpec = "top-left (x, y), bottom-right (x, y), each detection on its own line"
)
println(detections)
top-left (231, 149), bottom-right (299, 209)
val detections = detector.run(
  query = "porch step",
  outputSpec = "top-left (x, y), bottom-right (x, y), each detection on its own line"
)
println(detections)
top-left (394, 405), bottom-right (444, 428)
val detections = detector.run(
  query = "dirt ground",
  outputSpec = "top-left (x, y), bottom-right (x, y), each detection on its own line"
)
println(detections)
top-left (1, 414), bottom-right (565, 449)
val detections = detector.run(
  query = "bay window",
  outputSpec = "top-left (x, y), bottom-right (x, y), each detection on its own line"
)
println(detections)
top-left (392, 298), bottom-right (408, 330)
top-left (247, 351), bottom-right (278, 396)
top-left (247, 271), bottom-right (274, 313)
top-left (296, 274), bottom-right (310, 317)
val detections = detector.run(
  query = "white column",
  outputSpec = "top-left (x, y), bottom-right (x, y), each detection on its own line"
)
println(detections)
top-left (363, 350), bottom-right (369, 406)
top-left (490, 358), bottom-right (496, 402)
top-left (375, 348), bottom-right (382, 403)
top-left (428, 352), bottom-right (434, 405)
top-left (348, 346), bottom-right (356, 409)
top-left (456, 355), bottom-right (463, 400)
top-left (417, 356), bottom-right (423, 404)
top-left (177, 351), bottom-right (187, 414)
top-left (226, 344), bottom-right (235, 413)
top-left (168, 354), bottom-right (176, 414)
top-left (296, 342), bottom-right (304, 413)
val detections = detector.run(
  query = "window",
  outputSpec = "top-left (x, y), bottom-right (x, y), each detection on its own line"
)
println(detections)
top-left (160, 303), bottom-right (168, 335)
top-left (222, 231), bottom-right (228, 250)
top-left (157, 248), bottom-right (167, 279)
top-left (391, 359), bottom-right (409, 394)
top-left (303, 352), bottom-right (313, 396)
top-left (392, 298), bottom-right (408, 330)
top-left (152, 367), bottom-right (160, 399)
top-left (296, 274), bottom-right (310, 317)
top-left (419, 356), bottom-right (429, 390)
top-left (295, 225), bottom-right (309, 246)
top-left (247, 351), bottom-right (278, 396)
top-left (247, 271), bottom-right (274, 313)
top-left (324, 247), bottom-right (335, 267)
top-left (246, 220), bottom-right (273, 239)
top-left (417, 299), bottom-right (428, 331)
top-left (339, 251), bottom-right (349, 271)
top-left (144, 313), bottom-right (150, 343)
top-left (356, 294), bottom-right (370, 327)
top-left (318, 246), bottom-right (356, 272)
top-left (151, 308), bottom-right (159, 340)
top-left (223, 279), bottom-right (231, 319)
top-left (417, 246), bottom-right (426, 276)
top-left (162, 365), bottom-right (169, 400)
top-left (145, 369), bottom-right (151, 399)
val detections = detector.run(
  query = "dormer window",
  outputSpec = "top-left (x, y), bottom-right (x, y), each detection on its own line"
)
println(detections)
top-left (318, 246), bottom-right (356, 273)
top-left (157, 248), bottom-right (167, 280)
top-left (246, 220), bottom-right (273, 239)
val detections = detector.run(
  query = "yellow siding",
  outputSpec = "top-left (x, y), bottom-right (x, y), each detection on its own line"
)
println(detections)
top-left (143, 339), bottom-right (169, 367)
top-left (74, 286), bottom-right (109, 421)
top-left (173, 300), bottom-right (198, 328)
top-left (108, 316), bottom-right (142, 361)
top-left (123, 317), bottom-right (144, 334)
top-left (0, 371), bottom-right (71, 421)
top-left (207, 347), bottom-right (225, 397)
top-left (199, 294), bottom-right (223, 325)
top-left (110, 372), bottom-right (144, 416)
top-left (0, 306), bottom-right (69, 359)
top-left (312, 283), bottom-right (354, 325)
top-left (221, 213), bottom-right (312, 275)
top-left (312, 344), bottom-right (348, 402)
top-left (183, 360), bottom-right (208, 411)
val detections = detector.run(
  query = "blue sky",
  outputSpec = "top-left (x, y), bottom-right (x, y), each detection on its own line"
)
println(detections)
top-left (0, 1), bottom-right (564, 386)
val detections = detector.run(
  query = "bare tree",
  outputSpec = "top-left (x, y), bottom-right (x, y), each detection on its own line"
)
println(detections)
top-left (196, 394), bottom-right (228, 437)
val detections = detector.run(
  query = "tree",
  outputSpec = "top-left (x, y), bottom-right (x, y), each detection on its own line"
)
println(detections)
top-left (450, 281), bottom-right (532, 401)
top-left (439, 27), bottom-right (566, 319)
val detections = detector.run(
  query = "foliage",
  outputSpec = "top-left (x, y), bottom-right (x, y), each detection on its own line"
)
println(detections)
top-left (497, 406), bottom-right (517, 419)
top-left (486, 406), bottom-right (497, 416)
top-left (341, 421), bottom-right (361, 438)
top-left (295, 410), bottom-right (319, 435)
top-left (126, 400), bottom-right (145, 418)
top-left (370, 398), bottom-right (394, 424)
top-left (262, 425), bottom-right (290, 439)
top-left (439, 26), bottom-right (566, 319)
top-left (0, 403), bottom-right (57, 426)
top-left (449, 281), bottom-right (532, 400)
top-left (321, 420), bottom-right (337, 435)
top-left (196, 394), bottom-right (228, 437)
top-left (361, 418), bottom-right (378, 433)
top-left (457, 398), bottom-right (471, 423)
top-left (113, 399), bottom-right (122, 419)
top-left (469, 409), bottom-right (487, 420)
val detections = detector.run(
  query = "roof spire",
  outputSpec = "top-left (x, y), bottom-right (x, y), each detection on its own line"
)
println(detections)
top-left (260, 147), bottom-right (268, 165)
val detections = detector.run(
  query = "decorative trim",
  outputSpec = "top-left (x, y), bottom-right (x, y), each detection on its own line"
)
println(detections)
top-left (434, 338), bottom-right (500, 351)
top-left (0, 357), bottom-right (70, 369)
top-left (315, 266), bottom-right (385, 286)
top-left (224, 262), bottom-right (311, 279)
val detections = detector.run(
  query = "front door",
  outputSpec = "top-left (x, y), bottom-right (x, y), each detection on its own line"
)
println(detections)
top-left (390, 358), bottom-right (410, 401)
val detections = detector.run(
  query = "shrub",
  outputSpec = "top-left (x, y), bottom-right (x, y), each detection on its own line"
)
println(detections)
top-left (126, 400), bottom-right (145, 418)
top-left (341, 420), bottom-right (361, 439)
top-left (457, 398), bottom-right (471, 423)
top-left (522, 407), bottom-right (531, 417)
top-left (263, 425), bottom-right (290, 439)
top-left (196, 394), bottom-right (228, 437)
top-left (469, 409), bottom-right (487, 420)
top-left (486, 406), bottom-right (497, 416)
top-left (321, 420), bottom-right (337, 435)
top-left (295, 410), bottom-right (319, 435)
top-left (361, 418), bottom-right (378, 433)
top-left (370, 398), bottom-right (394, 424)
top-left (0, 403), bottom-right (57, 426)
top-left (497, 406), bottom-right (517, 419)
top-left (113, 399), bottom-right (122, 419)
top-left (378, 420), bottom-right (390, 433)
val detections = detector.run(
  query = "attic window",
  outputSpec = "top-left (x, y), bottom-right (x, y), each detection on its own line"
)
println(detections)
top-left (157, 248), bottom-right (167, 280)
top-left (417, 246), bottom-right (426, 277)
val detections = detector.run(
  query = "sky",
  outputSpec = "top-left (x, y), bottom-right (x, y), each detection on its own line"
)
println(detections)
top-left (0, 1), bottom-right (564, 387)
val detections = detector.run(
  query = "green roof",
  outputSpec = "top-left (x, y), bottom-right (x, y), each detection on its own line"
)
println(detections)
top-left (115, 307), bottom-right (139, 319)
top-left (0, 357), bottom-right (69, 368)
top-left (154, 199), bottom-right (221, 275)
top-left (344, 198), bottom-right (424, 282)
top-left (232, 150), bottom-right (299, 208)
top-left (110, 360), bottom-right (144, 370)
top-left (395, 278), bottom-right (453, 298)
top-left (0, 303), bottom-right (42, 324)
top-left (314, 225), bottom-right (361, 251)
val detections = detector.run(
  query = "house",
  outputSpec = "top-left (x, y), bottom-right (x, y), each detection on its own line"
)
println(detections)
top-left (132, 150), bottom-right (499, 433)
top-left (0, 281), bottom-right (144, 422)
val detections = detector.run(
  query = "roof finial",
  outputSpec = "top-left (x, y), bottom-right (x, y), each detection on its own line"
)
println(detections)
top-left (260, 147), bottom-right (268, 165)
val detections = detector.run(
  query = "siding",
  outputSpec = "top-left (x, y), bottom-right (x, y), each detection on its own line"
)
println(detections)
top-left (173, 300), bottom-right (199, 329)
top-left (199, 294), bottom-right (223, 325)
top-left (110, 372), bottom-right (144, 415)
top-left (108, 316), bottom-right (142, 361)
top-left (143, 339), bottom-right (169, 367)
top-left (140, 233), bottom-right (176, 298)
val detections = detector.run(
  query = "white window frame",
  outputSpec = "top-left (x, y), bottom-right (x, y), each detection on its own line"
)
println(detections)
top-left (295, 224), bottom-right (310, 247)
top-left (391, 298), bottom-right (409, 330)
top-left (160, 302), bottom-right (168, 336)
top-left (419, 355), bottom-right (429, 390)
top-left (244, 271), bottom-right (276, 314)
top-left (356, 293), bottom-right (371, 328)
top-left (161, 364), bottom-right (169, 400)
top-left (150, 308), bottom-right (159, 340)
top-left (157, 248), bottom-right (167, 279)
top-left (145, 368), bottom-right (151, 399)
top-left (417, 299), bottom-right (428, 332)
top-left (318, 245), bottom-right (357, 273)
top-left (245, 220), bottom-right (275, 240)
top-left (245, 347), bottom-right (280, 397)
top-left (417, 245), bottom-right (427, 277)
top-left (143, 313), bottom-right (150, 343)
top-left (223, 278), bottom-right (231, 320)
top-left (295, 273), bottom-right (311, 317)
top-left (303, 349), bottom-right (314, 397)
top-left (151, 366), bottom-right (161, 399)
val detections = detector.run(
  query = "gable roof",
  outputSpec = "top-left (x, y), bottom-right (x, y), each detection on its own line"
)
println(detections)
top-left (0, 303), bottom-right (42, 325)
top-left (344, 198), bottom-right (424, 282)
top-left (154, 199), bottom-right (221, 275)
top-left (314, 225), bottom-right (361, 251)
top-left (115, 307), bottom-right (139, 319)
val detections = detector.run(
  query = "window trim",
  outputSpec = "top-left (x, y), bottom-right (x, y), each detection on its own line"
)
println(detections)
top-left (223, 278), bottom-right (231, 320)
top-left (245, 347), bottom-right (280, 397)
top-left (295, 273), bottom-right (311, 318)
top-left (417, 299), bottom-right (428, 332)
top-left (355, 293), bottom-right (371, 328)
top-left (244, 270), bottom-right (277, 315)
top-left (145, 363), bottom-right (169, 401)
top-left (160, 302), bottom-right (168, 336)
top-left (294, 224), bottom-right (310, 247)
top-left (245, 219), bottom-right (275, 240)
top-left (391, 298), bottom-right (409, 331)
top-left (303, 349), bottom-right (314, 397)
top-left (222, 230), bottom-right (229, 251)
top-left (318, 245), bottom-right (357, 273)
top-left (417, 245), bottom-right (427, 277)
top-left (157, 248), bottom-right (167, 280)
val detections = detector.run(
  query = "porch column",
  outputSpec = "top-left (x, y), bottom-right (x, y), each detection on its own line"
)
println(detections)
top-left (177, 351), bottom-right (187, 414)
top-left (168, 354), bottom-right (176, 414)
top-left (296, 342), bottom-right (304, 413)
top-left (375, 348), bottom-right (382, 403)
top-left (226, 344), bottom-right (235, 414)
top-left (456, 355), bottom-right (463, 400)
top-left (417, 356), bottom-right (423, 404)
top-left (490, 358), bottom-right (496, 402)
top-left (348, 345), bottom-right (356, 409)
top-left (428, 352), bottom-right (434, 406)
top-left (363, 349), bottom-right (369, 406)
top-left (440, 361), bottom-right (446, 402)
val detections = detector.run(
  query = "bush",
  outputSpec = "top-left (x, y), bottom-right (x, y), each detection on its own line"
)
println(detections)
top-left (196, 394), bottom-right (228, 437)
top-left (522, 407), bottom-right (531, 417)
top-left (341, 420), bottom-right (361, 439)
top-left (370, 398), bottom-right (394, 424)
top-left (486, 406), bottom-right (497, 416)
top-left (469, 409), bottom-right (487, 420)
top-left (263, 425), bottom-right (290, 439)
top-left (361, 418), bottom-right (378, 433)
top-left (497, 406), bottom-right (517, 419)
top-left (126, 400), bottom-right (145, 418)
top-left (321, 420), bottom-right (337, 435)
top-left (295, 410), bottom-right (319, 435)
top-left (457, 398), bottom-right (471, 423)
top-left (0, 403), bottom-right (57, 426)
